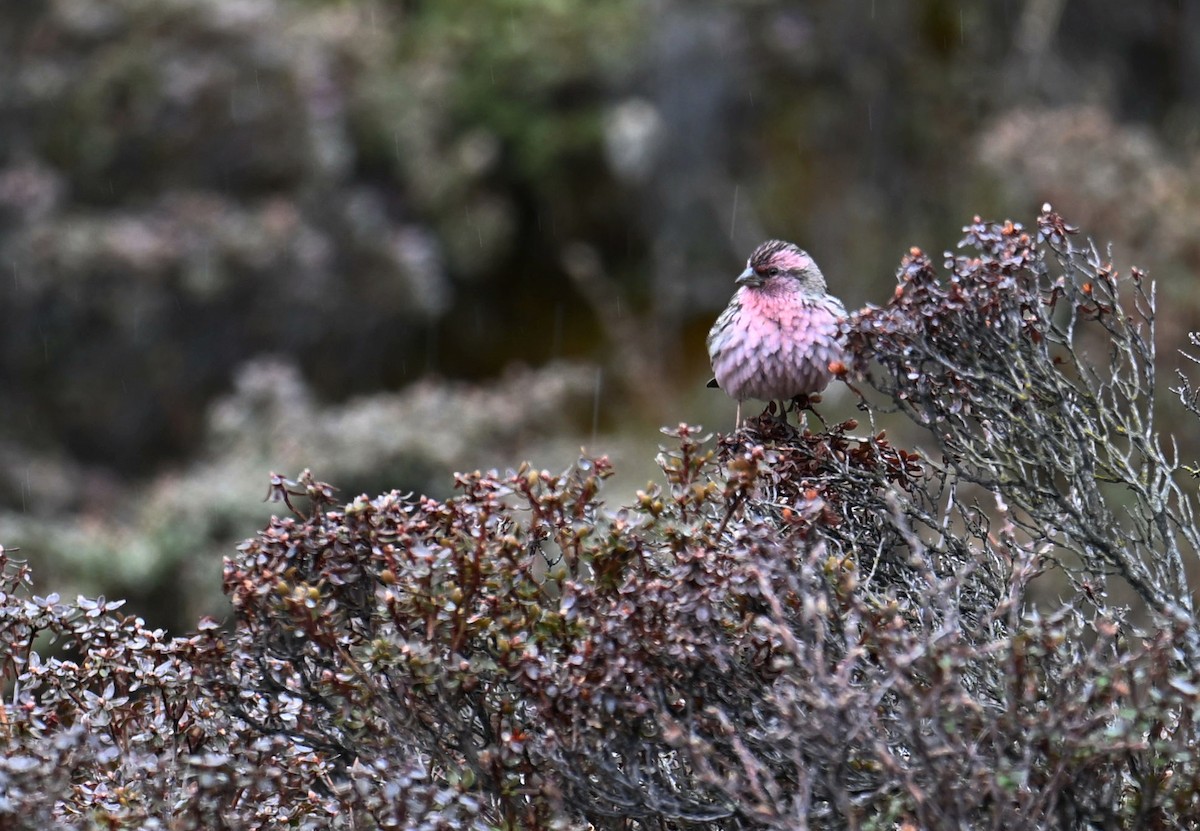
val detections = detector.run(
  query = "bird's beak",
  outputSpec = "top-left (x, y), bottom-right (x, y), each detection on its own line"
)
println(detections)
top-left (735, 267), bottom-right (762, 287)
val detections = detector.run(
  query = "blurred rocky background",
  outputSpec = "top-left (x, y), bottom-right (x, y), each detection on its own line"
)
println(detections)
top-left (3, 0), bottom-right (1199, 629)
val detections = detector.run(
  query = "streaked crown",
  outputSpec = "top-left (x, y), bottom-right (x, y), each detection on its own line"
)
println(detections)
top-left (747, 239), bottom-right (827, 293)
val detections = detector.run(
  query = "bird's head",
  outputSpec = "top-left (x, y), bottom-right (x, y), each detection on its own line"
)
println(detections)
top-left (736, 239), bottom-right (827, 296)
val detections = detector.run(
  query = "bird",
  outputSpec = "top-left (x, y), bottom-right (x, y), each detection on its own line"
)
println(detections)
top-left (707, 240), bottom-right (846, 426)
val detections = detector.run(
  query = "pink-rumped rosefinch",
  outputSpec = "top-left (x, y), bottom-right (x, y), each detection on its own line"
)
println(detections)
top-left (707, 240), bottom-right (846, 425)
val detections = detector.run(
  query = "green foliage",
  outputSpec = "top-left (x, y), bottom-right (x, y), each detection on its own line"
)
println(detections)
top-left (402, 0), bottom-right (639, 178)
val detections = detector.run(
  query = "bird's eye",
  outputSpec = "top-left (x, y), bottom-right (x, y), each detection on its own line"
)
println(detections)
top-left (767, 267), bottom-right (780, 277)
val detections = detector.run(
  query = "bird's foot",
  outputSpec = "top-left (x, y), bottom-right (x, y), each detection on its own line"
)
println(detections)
top-left (790, 393), bottom-right (828, 429)
top-left (759, 400), bottom-right (791, 424)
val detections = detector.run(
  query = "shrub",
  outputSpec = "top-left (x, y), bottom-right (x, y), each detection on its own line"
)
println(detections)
top-left (4, 207), bottom-right (1200, 829)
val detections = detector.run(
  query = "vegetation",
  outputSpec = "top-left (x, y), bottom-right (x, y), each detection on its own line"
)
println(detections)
top-left (3, 208), bottom-right (1200, 828)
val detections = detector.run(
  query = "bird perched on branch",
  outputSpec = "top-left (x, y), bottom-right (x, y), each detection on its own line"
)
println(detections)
top-left (707, 240), bottom-right (846, 426)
